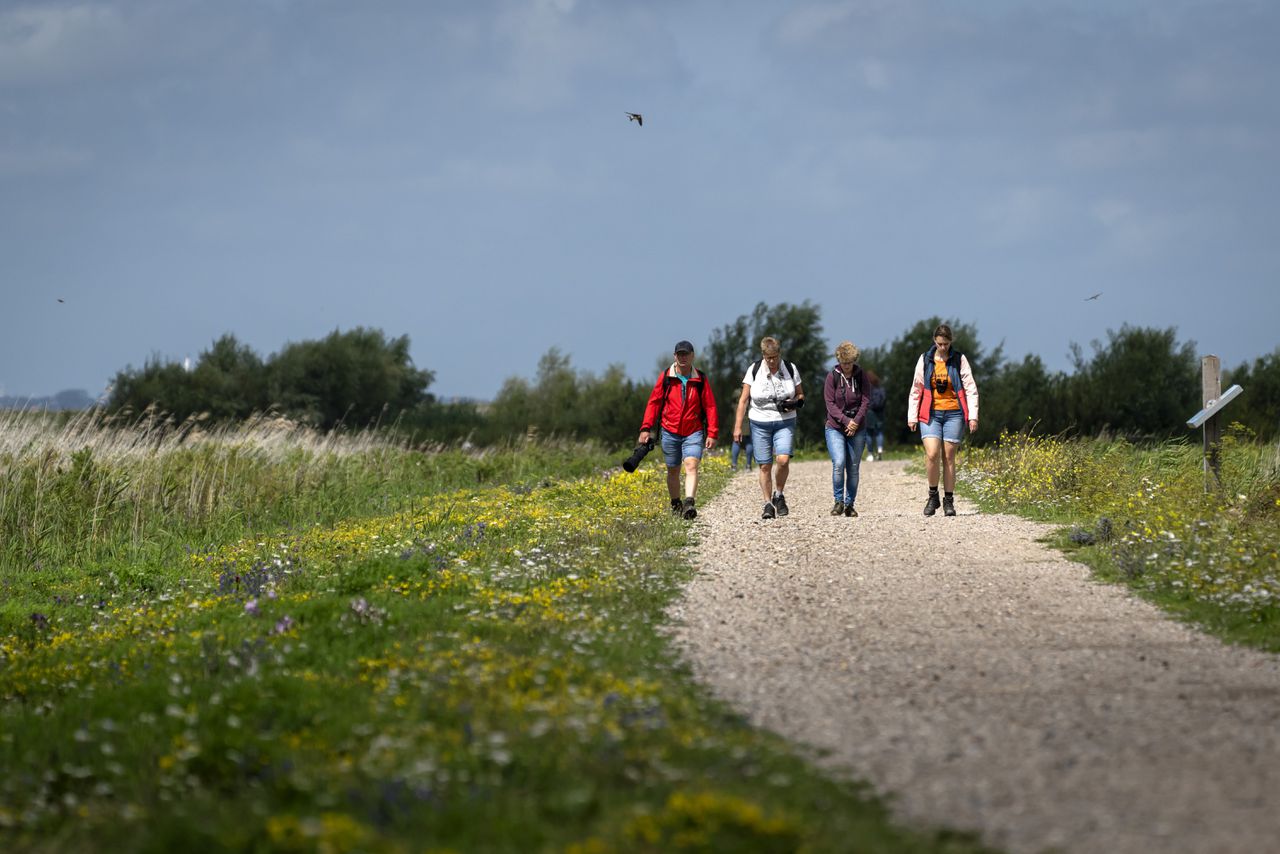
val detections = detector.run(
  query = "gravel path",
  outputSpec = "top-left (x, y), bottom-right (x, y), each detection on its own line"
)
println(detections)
top-left (671, 458), bottom-right (1280, 854)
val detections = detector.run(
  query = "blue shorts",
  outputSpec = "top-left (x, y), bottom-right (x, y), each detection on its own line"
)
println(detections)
top-left (750, 419), bottom-right (795, 465)
top-left (919, 408), bottom-right (965, 443)
top-left (661, 429), bottom-right (704, 467)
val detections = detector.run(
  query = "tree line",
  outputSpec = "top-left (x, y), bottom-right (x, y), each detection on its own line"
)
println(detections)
top-left (104, 309), bottom-right (1280, 445)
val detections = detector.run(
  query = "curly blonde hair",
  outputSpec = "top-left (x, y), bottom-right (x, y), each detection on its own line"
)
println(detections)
top-left (835, 341), bottom-right (860, 364)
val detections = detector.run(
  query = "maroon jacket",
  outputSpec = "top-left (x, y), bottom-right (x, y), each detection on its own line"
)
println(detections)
top-left (823, 364), bottom-right (868, 432)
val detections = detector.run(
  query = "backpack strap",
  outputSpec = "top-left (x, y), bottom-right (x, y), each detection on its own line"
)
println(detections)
top-left (750, 359), bottom-right (762, 381)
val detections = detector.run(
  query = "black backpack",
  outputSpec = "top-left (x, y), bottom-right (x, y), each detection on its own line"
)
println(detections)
top-left (749, 359), bottom-right (800, 384)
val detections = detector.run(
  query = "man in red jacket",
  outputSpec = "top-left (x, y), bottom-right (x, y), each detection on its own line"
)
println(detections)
top-left (638, 340), bottom-right (719, 519)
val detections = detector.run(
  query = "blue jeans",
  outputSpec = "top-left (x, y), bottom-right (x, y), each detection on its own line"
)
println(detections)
top-left (864, 425), bottom-right (884, 454)
top-left (825, 426), bottom-right (868, 504)
top-left (731, 438), bottom-right (754, 470)
top-left (749, 419), bottom-right (795, 465)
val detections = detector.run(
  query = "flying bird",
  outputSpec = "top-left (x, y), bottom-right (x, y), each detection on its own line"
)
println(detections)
top-left (1084, 292), bottom-right (1102, 301)
top-left (57, 298), bottom-right (64, 303)
top-left (625, 112), bottom-right (643, 126)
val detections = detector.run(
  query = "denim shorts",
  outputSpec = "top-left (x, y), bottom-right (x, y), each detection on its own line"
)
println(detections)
top-left (919, 408), bottom-right (965, 443)
top-left (749, 418), bottom-right (795, 465)
top-left (661, 429), bottom-right (704, 467)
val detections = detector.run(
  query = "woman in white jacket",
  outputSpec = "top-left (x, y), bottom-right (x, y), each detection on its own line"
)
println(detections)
top-left (907, 324), bottom-right (979, 517)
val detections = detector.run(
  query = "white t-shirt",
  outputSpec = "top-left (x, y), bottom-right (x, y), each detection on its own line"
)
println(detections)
top-left (742, 360), bottom-right (802, 423)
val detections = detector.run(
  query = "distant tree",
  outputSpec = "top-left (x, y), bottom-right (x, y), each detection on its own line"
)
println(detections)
top-left (487, 348), bottom-right (648, 444)
top-left (267, 328), bottom-right (434, 430)
top-left (703, 301), bottom-right (828, 446)
top-left (107, 356), bottom-right (203, 421)
top-left (1065, 325), bottom-right (1198, 437)
top-left (1224, 348), bottom-right (1280, 441)
top-left (190, 334), bottom-right (269, 420)
top-left (978, 354), bottom-right (1067, 438)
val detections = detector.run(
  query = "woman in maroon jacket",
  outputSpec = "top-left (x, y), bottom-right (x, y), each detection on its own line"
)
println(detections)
top-left (823, 341), bottom-right (869, 517)
top-left (638, 340), bottom-right (718, 519)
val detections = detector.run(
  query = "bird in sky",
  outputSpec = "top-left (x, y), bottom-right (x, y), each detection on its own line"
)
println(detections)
top-left (57, 298), bottom-right (64, 303)
top-left (625, 112), bottom-right (643, 126)
top-left (1085, 292), bottom-right (1102, 301)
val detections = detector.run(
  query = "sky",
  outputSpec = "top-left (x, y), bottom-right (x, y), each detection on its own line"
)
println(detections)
top-left (3, 0), bottom-right (1279, 401)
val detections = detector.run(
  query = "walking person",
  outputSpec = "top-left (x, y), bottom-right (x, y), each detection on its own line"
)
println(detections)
top-left (863, 368), bottom-right (887, 462)
top-left (907, 324), bottom-right (979, 517)
top-left (638, 340), bottom-right (718, 519)
top-left (734, 337), bottom-right (804, 519)
top-left (730, 433), bottom-right (754, 472)
top-left (823, 342), bottom-right (869, 517)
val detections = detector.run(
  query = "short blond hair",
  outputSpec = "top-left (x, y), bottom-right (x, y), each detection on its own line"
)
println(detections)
top-left (760, 337), bottom-right (781, 357)
top-left (835, 341), bottom-right (859, 364)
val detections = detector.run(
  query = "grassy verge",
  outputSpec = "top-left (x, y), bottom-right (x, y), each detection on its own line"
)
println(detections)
top-left (2, 435), bottom-right (993, 852)
top-left (959, 428), bottom-right (1280, 652)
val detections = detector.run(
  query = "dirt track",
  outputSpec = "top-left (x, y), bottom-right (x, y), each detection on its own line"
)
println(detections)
top-left (671, 458), bottom-right (1280, 853)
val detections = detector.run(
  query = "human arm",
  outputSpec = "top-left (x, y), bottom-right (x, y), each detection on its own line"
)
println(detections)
top-left (906, 355), bottom-right (925, 430)
top-left (733, 383), bottom-right (751, 443)
top-left (638, 373), bottom-right (666, 445)
top-left (960, 355), bottom-right (979, 432)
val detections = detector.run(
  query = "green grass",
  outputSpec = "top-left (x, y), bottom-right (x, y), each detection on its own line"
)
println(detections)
top-left (1, 413), bottom-right (996, 852)
top-left (959, 426), bottom-right (1280, 652)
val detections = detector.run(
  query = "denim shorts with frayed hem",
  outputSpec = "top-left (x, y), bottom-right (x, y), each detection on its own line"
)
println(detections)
top-left (919, 408), bottom-right (964, 443)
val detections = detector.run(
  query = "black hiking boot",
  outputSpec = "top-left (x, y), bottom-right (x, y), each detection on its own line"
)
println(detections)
top-left (773, 493), bottom-right (789, 517)
top-left (682, 497), bottom-right (697, 520)
top-left (761, 501), bottom-right (777, 520)
top-left (830, 501), bottom-right (845, 516)
top-left (845, 504), bottom-right (858, 518)
top-left (670, 497), bottom-right (683, 515)
top-left (923, 491), bottom-right (941, 517)
top-left (943, 495), bottom-right (956, 517)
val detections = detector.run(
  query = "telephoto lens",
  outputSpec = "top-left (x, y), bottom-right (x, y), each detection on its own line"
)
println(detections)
top-left (621, 440), bottom-right (654, 473)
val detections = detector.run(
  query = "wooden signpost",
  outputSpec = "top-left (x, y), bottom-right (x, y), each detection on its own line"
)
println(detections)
top-left (1185, 355), bottom-right (1244, 491)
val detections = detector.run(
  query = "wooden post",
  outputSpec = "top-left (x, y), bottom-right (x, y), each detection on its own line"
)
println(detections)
top-left (1201, 355), bottom-right (1222, 489)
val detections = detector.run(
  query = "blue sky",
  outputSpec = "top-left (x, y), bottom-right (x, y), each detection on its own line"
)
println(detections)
top-left (3, 0), bottom-right (1278, 401)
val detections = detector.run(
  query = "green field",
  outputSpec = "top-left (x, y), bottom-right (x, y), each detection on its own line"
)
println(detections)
top-left (959, 427), bottom-right (1280, 652)
top-left (1, 411), bottom-right (992, 853)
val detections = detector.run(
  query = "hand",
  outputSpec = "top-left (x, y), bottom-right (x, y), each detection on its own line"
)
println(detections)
top-left (705, 436), bottom-right (716, 450)
top-left (638, 430), bottom-right (650, 445)
top-left (733, 429), bottom-right (743, 443)
top-left (845, 421), bottom-right (857, 436)
top-left (969, 420), bottom-right (978, 433)
top-left (908, 422), bottom-right (918, 432)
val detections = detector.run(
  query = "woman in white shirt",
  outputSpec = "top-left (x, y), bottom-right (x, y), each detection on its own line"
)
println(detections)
top-left (733, 337), bottom-right (805, 519)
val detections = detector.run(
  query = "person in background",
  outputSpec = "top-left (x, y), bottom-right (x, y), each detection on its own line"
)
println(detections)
top-left (730, 432), bottom-right (754, 472)
top-left (638, 340), bottom-right (718, 519)
top-left (907, 324), bottom-right (979, 517)
top-left (862, 368), bottom-right (887, 462)
top-left (734, 336), bottom-right (804, 520)
top-left (823, 341), bottom-right (868, 517)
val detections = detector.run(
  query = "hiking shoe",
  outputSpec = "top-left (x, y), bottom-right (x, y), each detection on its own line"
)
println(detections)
top-left (773, 493), bottom-right (789, 517)
top-left (830, 501), bottom-right (845, 516)
top-left (761, 501), bottom-right (777, 520)
top-left (845, 504), bottom-right (858, 518)
top-left (923, 492), bottom-right (941, 516)
top-left (682, 497), bottom-right (697, 520)
top-left (670, 497), bottom-right (683, 515)
top-left (876, 452), bottom-right (884, 461)
top-left (943, 495), bottom-right (956, 517)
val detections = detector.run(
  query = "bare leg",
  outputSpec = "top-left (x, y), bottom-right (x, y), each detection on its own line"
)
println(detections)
top-left (943, 442), bottom-right (959, 492)
top-left (683, 457), bottom-right (699, 499)
top-left (923, 437), bottom-right (942, 487)
top-left (758, 463), bottom-right (773, 500)
top-left (774, 454), bottom-right (791, 493)
top-left (666, 466), bottom-right (681, 501)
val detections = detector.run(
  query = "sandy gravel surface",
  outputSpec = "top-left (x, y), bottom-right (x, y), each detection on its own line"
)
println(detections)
top-left (671, 458), bottom-right (1280, 854)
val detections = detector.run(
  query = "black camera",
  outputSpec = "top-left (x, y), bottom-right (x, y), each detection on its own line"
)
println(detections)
top-left (622, 439), bottom-right (655, 473)
top-left (777, 397), bottom-right (805, 413)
